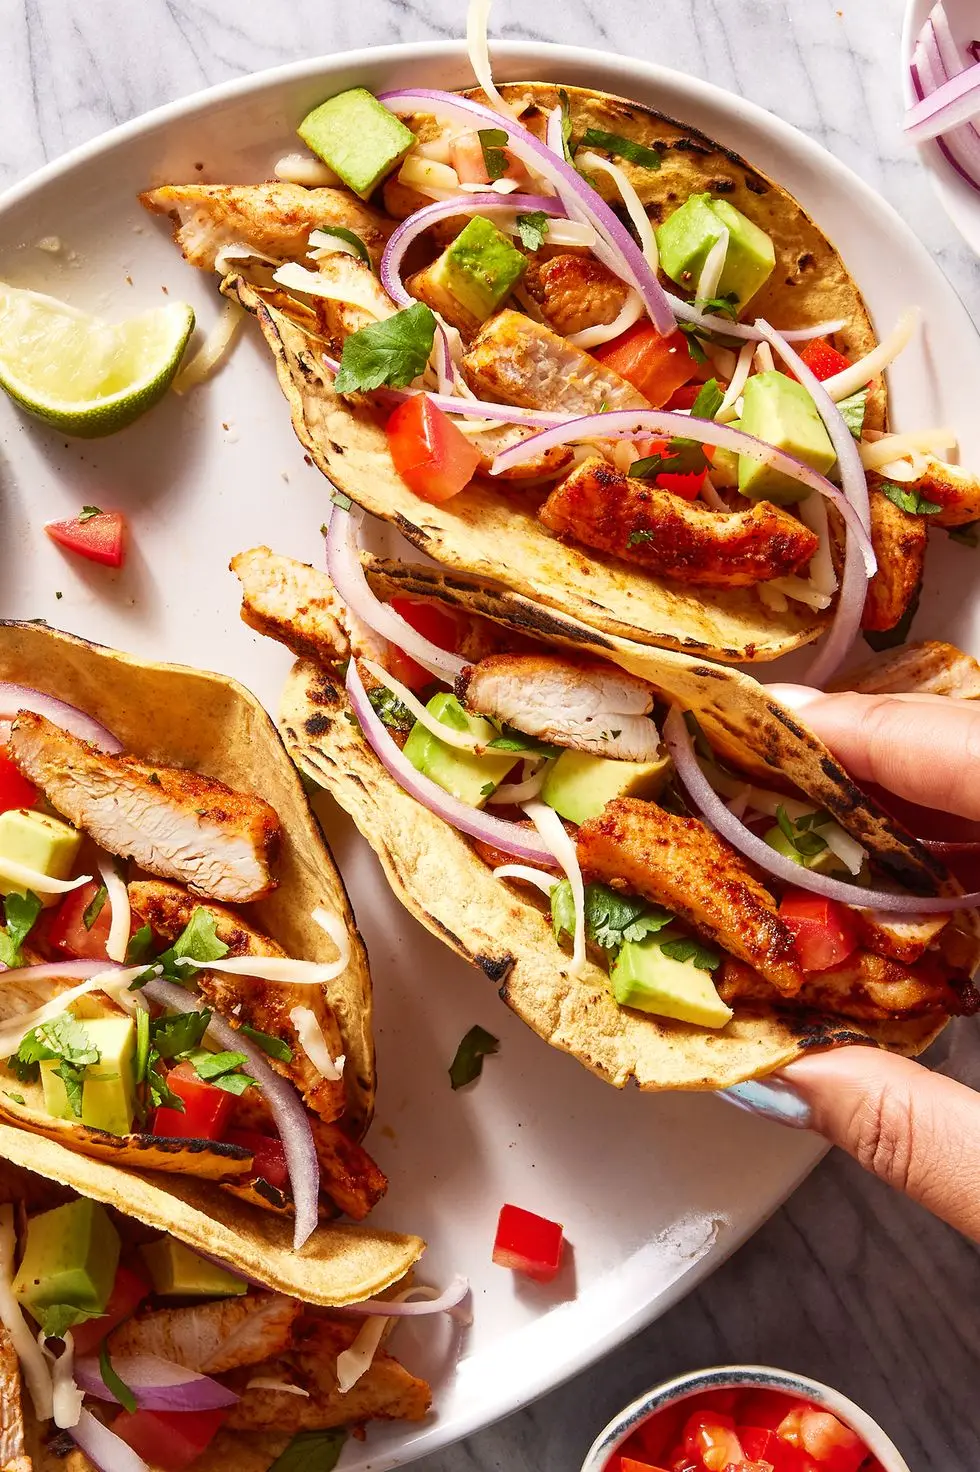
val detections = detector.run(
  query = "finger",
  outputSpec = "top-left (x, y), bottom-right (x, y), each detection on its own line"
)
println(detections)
top-left (781, 1046), bottom-right (980, 1241)
top-left (767, 685), bottom-right (980, 820)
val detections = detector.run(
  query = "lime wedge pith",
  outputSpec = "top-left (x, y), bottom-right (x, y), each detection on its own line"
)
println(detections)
top-left (0, 285), bottom-right (195, 438)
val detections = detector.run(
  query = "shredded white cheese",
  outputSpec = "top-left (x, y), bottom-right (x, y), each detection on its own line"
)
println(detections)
top-left (212, 242), bottom-right (280, 274)
top-left (522, 800), bottom-right (586, 976)
top-left (716, 342), bottom-right (754, 423)
top-left (39, 1330), bottom-right (83, 1429)
top-left (0, 862), bottom-right (90, 898)
top-left (272, 262), bottom-right (385, 318)
top-left (567, 289), bottom-right (644, 351)
top-left (491, 864), bottom-right (560, 896)
top-left (307, 229), bottom-right (364, 263)
top-left (487, 757), bottom-right (552, 805)
top-left (172, 299), bottom-right (245, 394)
top-left (757, 583), bottom-right (789, 614)
top-left (336, 1285), bottom-right (442, 1394)
top-left (0, 1206), bottom-right (53, 1421)
top-left (96, 852), bottom-right (131, 965)
top-left (797, 492), bottom-right (838, 599)
top-left (246, 1376), bottom-right (311, 1397)
top-left (0, 966), bottom-right (146, 1055)
top-left (466, 0), bottom-right (522, 121)
top-left (575, 149), bottom-right (659, 274)
top-left (289, 1005), bottom-right (345, 1082)
top-left (753, 339), bottom-right (775, 374)
top-left (500, 216), bottom-right (597, 249)
top-left (360, 658), bottom-right (484, 753)
top-left (766, 575), bottom-right (833, 611)
top-left (696, 227), bottom-right (730, 304)
top-left (822, 308), bottom-right (920, 402)
top-left (312, 906), bottom-right (353, 978)
top-left (398, 154), bottom-right (461, 198)
top-left (274, 151), bottom-right (339, 187)
top-left (859, 429), bottom-right (957, 471)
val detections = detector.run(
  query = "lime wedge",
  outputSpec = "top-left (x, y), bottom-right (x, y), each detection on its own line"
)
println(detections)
top-left (0, 284), bottom-right (195, 438)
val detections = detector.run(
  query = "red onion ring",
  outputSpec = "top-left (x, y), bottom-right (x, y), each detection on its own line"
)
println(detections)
top-left (321, 351), bottom-right (568, 428)
top-left (663, 705), bottom-right (980, 913)
top-left (910, 13), bottom-right (980, 195)
top-left (74, 1354), bottom-right (239, 1411)
top-left (0, 683), bottom-right (122, 753)
top-left (325, 504), bottom-right (466, 681)
top-left (71, 1408), bottom-right (148, 1472)
top-left (141, 978), bottom-right (320, 1250)
top-left (922, 839), bottom-right (980, 856)
top-left (0, 960), bottom-right (124, 985)
top-left (333, 1273), bottom-right (470, 1317)
top-left (906, 46), bottom-right (980, 140)
top-left (346, 658), bottom-right (556, 865)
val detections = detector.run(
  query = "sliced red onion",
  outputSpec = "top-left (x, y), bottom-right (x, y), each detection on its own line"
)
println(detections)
top-left (667, 295), bottom-right (849, 345)
top-left (663, 706), bottom-right (980, 912)
top-left (325, 504), bottom-right (466, 681)
top-left (911, 17), bottom-right (980, 195)
top-left (0, 959), bottom-right (124, 985)
top-left (71, 1408), bottom-right (149, 1472)
top-left (906, 50), bottom-right (980, 140)
top-left (333, 1273), bottom-right (470, 1318)
top-left (141, 978), bottom-right (320, 1249)
top-left (346, 658), bottom-right (556, 865)
top-left (545, 104), bottom-right (565, 159)
top-left (322, 351), bottom-right (567, 427)
top-left (75, 1354), bottom-right (239, 1411)
top-left (0, 683), bottom-right (122, 753)
top-left (489, 408), bottom-right (877, 572)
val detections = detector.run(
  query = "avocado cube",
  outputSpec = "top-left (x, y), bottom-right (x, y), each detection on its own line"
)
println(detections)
top-left (0, 808), bottom-right (82, 903)
top-left (711, 198), bottom-right (776, 307)
top-left (610, 936), bottom-right (733, 1029)
top-left (402, 692), bottom-right (515, 807)
top-left (541, 749), bottom-right (669, 827)
top-left (40, 1016), bottom-right (136, 1137)
top-left (738, 370), bottom-right (836, 505)
top-left (655, 192), bottom-right (775, 308)
top-left (297, 88), bottom-right (415, 200)
top-left (140, 1237), bottom-right (247, 1298)
top-left (13, 1198), bottom-right (120, 1323)
top-left (428, 217), bottom-right (528, 325)
top-left (709, 435), bottom-right (740, 489)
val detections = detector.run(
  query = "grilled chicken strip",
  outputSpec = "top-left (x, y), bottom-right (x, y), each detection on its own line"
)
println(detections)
top-left (457, 653), bottom-right (661, 762)
top-left (10, 713), bottom-right (280, 904)
top-left (540, 457), bottom-right (819, 588)
top-left (108, 1293), bottom-right (302, 1374)
top-left (577, 798), bottom-right (805, 995)
top-left (719, 950), bottom-right (977, 1020)
top-left (128, 881), bottom-right (347, 1125)
top-left (0, 1324), bottom-right (29, 1472)
top-left (232, 546), bottom-right (350, 670)
top-left (522, 252), bottom-right (631, 337)
top-left (899, 454), bottom-right (980, 526)
top-left (835, 640), bottom-right (980, 699)
top-left (312, 252), bottom-right (397, 338)
top-left (852, 908), bottom-right (949, 966)
top-left (226, 1317), bottom-right (431, 1430)
top-left (861, 484), bottom-right (927, 632)
top-left (139, 182), bottom-right (392, 271)
top-left (462, 309), bottom-right (648, 413)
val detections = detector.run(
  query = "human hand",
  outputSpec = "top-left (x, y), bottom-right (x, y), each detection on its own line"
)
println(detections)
top-left (727, 686), bottom-right (980, 1242)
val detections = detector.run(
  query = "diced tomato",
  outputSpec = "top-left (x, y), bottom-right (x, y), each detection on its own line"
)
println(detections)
top-left (664, 382), bottom-right (706, 411)
top-left (152, 1061), bottom-right (234, 1141)
top-left (386, 396), bottom-right (482, 504)
top-left (450, 131), bottom-right (529, 186)
top-left (631, 437), bottom-right (715, 500)
top-left (492, 1203), bottom-right (564, 1282)
top-left (739, 1426), bottom-right (781, 1462)
top-left (782, 1408), bottom-right (866, 1472)
top-left (595, 325), bottom-right (695, 407)
top-left (737, 1391), bottom-right (801, 1432)
top-left (225, 1128), bottom-right (288, 1191)
top-left (71, 1263), bottom-right (151, 1356)
top-left (384, 645), bottom-right (432, 693)
top-left (627, 1401), bottom-right (691, 1463)
top-left (779, 890), bottom-right (858, 972)
top-left (45, 510), bottom-right (126, 568)
top-left (43, 879), bottom-right (114, 962)
top-left (683, 1411), bottom-right (743, 1472)
top-left (113, 1408), bottom-right (228, 1472)
top-left (619, 1459), bottom-right (669, 1472)
top-left (384, 596), bottom-right (460, 692)
top-left (798, 338), bottom-right (851, 383)
top-left (0, 752), bottom-right (36, 814)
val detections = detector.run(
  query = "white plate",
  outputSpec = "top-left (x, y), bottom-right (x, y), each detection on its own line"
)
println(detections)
top-left (2, 40), bottom-right (980, 1470)
top-left (902, 0), bottom-right (980, 257)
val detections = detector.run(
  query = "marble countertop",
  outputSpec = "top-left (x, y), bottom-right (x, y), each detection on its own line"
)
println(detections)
top-left (3, 1), bottom-right (980, 1467)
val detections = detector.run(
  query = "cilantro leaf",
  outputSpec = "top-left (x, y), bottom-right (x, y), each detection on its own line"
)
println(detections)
top-left (311, 226), bottom-right (371, 267)
top-left (837, 387), bottom-right (868, 439)
top-left (146, 1063), bottom-right (185, 1115)
top-left (268, 1430), bottom-right (348, 1472)
top-left (55, 1061), bottom-right (85, 1118)
top-left (478, 128), bottom-right (509, 181)
top-left (551, 880), bottom-right (673, 953)
top-left (13, 1014), bottom-right (99, 1118)
top-left (579, 127), bottom-right (661, 170)
top-left (627, 529), bottom-right (654, 546)
top-left (0, 891), bottom-right (42, 968)
top-left (551, 879), bottom-right (576, 945)
top-left (774, 804), bottom-right (830, 862)
top-left (881, 482), bottom-right (942, 517)
top-left (629, 439), bottom-right (709, 482)
top-left (39, 1303), bottom-right (90, 1339)
top-left (557, 89), bottom-right (575, 163)
top-left (659, 936), bottom-right (721, 971)
top-left (694, 293), bottom-right (740, 321)
top-left (150, 1009), bottom-right (211, 1061)
top-left (125, 924), bottom-right (154, 965)
top-left (689, 377), bottom-right (724, 421)
top-left (188, 1049), bottom-right (248, 1081)
top-left (83, 884), bottom-right (108, 931)
top-left (78, 506), bottom-right (102, 522)
top-left (209, 1071), bottom-right (256, 1095)
top-left (99, 1339), bottom-right (137, 1414)
top-left (487, 728), bottom-right (561, 757)
top-left (240, 1024), bottom-right (293, 1062)
top-left (334, 303), bottom-right (437, 394)
top-left (515, 211), bottom-right (549, 252)
top-left (679, 324), bottom-right (709, 365)
top-left (367, 685), bottom-right (415, 732)
top-left (173, 910), bottom-right (229, 966)
top-left (4, 1092), bottom-right (25, 1106)
top-left (448, 1025), bottom-right (499, 1090)
top-left (947, 520), bottom-right (980, 547)
top-left (330, 490), bottom-right (353, 512)
top-left (682, 709), bottom-right (715, 764)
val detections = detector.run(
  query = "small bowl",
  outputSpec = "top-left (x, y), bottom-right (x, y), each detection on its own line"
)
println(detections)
top-left (580, 1365), bottom-right (911, 1472)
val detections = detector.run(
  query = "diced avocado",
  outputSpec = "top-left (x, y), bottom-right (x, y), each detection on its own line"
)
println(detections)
top-left (140, 1237), bottom-right (247, 1298)
top-left (13, 1198), bottom-right (120, 1323)
top-left (40, 1016), bottom-right (136, 1137)
top-left (0, 808), bottom-right (82, 903)
top-left (738, 371), bottom-right (836, 505)
top-left (709, 434), bottom-right (740, 489)
top-left (297, 88), bottom-right (415, 200)
top-left (763, 824), bottom-right (848, 877)
top-left (403, 693), bottom-right (515, 807)
top-left (655, 192), bottom-right (775, 308)
top-left (610, 935), bottom-right (733, 1028)
top-left (429, 217), bottom-right (528, 325)
top-left (541, 749), bottom-right (669, 827)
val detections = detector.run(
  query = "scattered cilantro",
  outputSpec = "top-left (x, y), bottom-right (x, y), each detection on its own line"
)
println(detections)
top-left (330, 490), bottom-right (353, 512)
top-left (150, 1009), bottom-right (211, 1061)
top-left (55, 591), bottom-right (62, 600)
top-left (39, 1303), bottom-right (89, 1339)
top-left (135, 1009), bottom-right (150, 1098)
top-left (678, 323), bottom-right (709, 365)
top-left (478, 127), bottom-right (509, 181)
top-left (240, 1024), bottom-right (293, 1062)
top-left (334, 303), bottom-right (437, 394)
top-left (268, 1430), bottom-right (348, 1472)
top-left (0, 891), bottom-right (42, 968)
top-left (628, 529), bottom-right (655, 546)
top-left (881, 482), bottom-right (942, 517)
top-left (100, 1340), bottom-right (137, 1414)
top-left (659, 936), bottom-right (721, 971)
top-left (515, 211), bottom-right (550, 252)
top-left (312, 226), bottom-right (371, 267)
top-left (12, 1014), bottom-right (99, 1117)
top-left (480, 781), bottom-right (496, 797)
top-left (774, 804), bottom-right (830, 863)
top-left (837, 387), bottom-right (868, 439)
top-left (4, 1092), bottom-right (25, 1106)
top-left (487, 728), bottom-right (560, 758)
top-left (689, 377), bottom-right (724, 421)
top-left (694, 293), bottom-right (740, 321)
top-left (551, 880), bottom-right (673, 952)
top-left (947, 520), bottom-right (980, 547)
top-left (864, 584), bottom-right (920, 653)
top-left (125, 924), bottom-right (154, 965)
top-left (209, 1070), bottom-right (256, 1096)
top-left (557, 88), bottom-right (575, 163)
top-left (78, 506), bottom-right (102, 522)
top-left (579, 127), bottom-right (661, 170)
top-left (146, 772), bottom-right (162, 787)
top-left (367, 685), bottom-right (415, 732)
top-left (188, 1048), bottom-right (249, 1081)
top-left (629, 438), bottom-right (709, 484)
top-left (136, 907), bottom-right (229, 989)
top-left (449, 1025), bottom-right (500, 1089)
top-left (83, 884), bottom-right (108, 931)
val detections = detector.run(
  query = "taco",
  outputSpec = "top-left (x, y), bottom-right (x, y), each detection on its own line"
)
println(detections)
top-left (232, 544), bottom-right (980, 1091)
top-left (0, 1139), bottom-right (434, 1472)
top-left (0, 621), bottom-right (422, 1290)
top-left (142, 60), bottom-right (980, 670)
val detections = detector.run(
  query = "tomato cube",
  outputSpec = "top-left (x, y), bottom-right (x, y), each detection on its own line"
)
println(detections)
top-left (683, 1411), bottom-right (743, 1471)
top-left (492, 1203), bottom-right (564, 1281)
top-left (798, 338), bottom-right (851, 383)
top-left (595, 325), bottom-right (695, 406)
top-left (619, 1459), bottom-right (669, 1472)
top-left (796, 1408), bottom-right (866, 1471)
top-left (779, 890), bottom-right (858, 973)
top-left (384, 596), bottom-right (461, 693)
top-left (386, 396), bottom-right (482, 503)
top-left (71, 1264), bottom-right (151, 1356)
top-left (45, 510), bottom-right (126, 568)
top-left (225, 1129), bottom-right (288, 1191)
top-left (152, 1062), bottom-right (234, 1140)
top-left (113, 1408), bottom-right (227, 1471)
top-left (450, 132), bottom-right (528, 186)
top-left (43, 880), bottom-right (114, 962)
top-left (0, 752), bottom-right (36, 814)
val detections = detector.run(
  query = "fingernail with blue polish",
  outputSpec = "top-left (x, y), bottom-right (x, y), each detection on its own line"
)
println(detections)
top-left (718, 1078), bottom-right (813, 1129)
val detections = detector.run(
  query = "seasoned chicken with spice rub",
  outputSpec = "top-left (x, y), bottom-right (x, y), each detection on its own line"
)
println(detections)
top-left (108, 1292), bottom-right (302, 1374)
top-left (462, 308), bottom-right (648, 413)
top-left (861, 484), bottom-right (927, 633)
top-left (719, 950), bottom-right (979, 1021)
top-left (577, 798), bottom-right (805, 995)
top-left (521, 251), bottom-right (632, 337)
top-left (0, 1324), bottom-right (29, 1472)
top-left (9, 713), bottom-right (280, 903)
top-left (539, 457), bottom-right (819, 587)
top-left (231, 546), bottom-right (350, 679)
top-left (457, 653), bottom-right (662, 762)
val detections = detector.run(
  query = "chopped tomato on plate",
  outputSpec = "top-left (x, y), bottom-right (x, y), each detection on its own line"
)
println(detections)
top-left (780, 890), bottom-right (858, 972)
top-left (113, 1408), bottom-right (228, 1471)
top-left (44, 879), bottom-right (114, 961)
top-left (797, 337), bottom-right (852, 382)
top-left (386, 396), bottom-right (482, 503)
top-left (492, 1203), bottom-right (564, 1281)
top-left (225, 1129), bottom-right (288, 1191)
top-left (385, 596), bottom-right (460, 691)
top-left (152, 1061), bottom-right (235, 1141)
top-left (45, 509), bottom-right (126, 568)
top-left (0, 751), bottom-right (36, 814)
top-left (71, 1263), bottom-right (151, 1356)
top-left (595, 324), bottom-right (696, 406)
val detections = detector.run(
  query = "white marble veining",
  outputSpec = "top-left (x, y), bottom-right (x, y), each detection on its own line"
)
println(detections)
top-left (2, 2), bottom-right (980, 1467)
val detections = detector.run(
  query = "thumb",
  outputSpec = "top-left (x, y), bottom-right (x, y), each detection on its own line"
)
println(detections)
top-left (780, 1046), bottom-right (980, 1241)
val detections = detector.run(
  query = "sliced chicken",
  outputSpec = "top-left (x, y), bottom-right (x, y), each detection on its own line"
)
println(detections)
top-left (852, 909), bottom-right (949, 966)
top-left (128, 881), bottom-right (347, 1125)
top-left (407, 259), bottom-right (484, 338)
top-left (232, 547), bottom-right (350, 670)
top-left (577, 798), bottom-right (805, 995)
top-left (10, 713), bottom-right (280, 904)
top-left (719, 949), bottom-right (976, 1020)
top-left (139, 182), bottom-right (392, 271)
top-left (462, 309), bottom-right (648, 413)
top-left (861, 484), bottom-right (927, 632)
top-left (312, 252), bottom-right (398, 339)
top-left (226, 1316), bottom-right (431, 1430)
top-left (539, 457), bottom-right (819, 588)
top-left (464, 422), bottom-right (575, 483)
top-left (457, 653), bottom-right (661, 761)
top-left (835, 640), bottom-right (980, 699)
top-left (108, 1292), bottom-right (301, 1374)
top-left (0, 1323), bottom-right (29, 1472)
top-left (899, 454), bottom-right (980, 527)
top-left (522, 252), bottom-right (631, 337)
